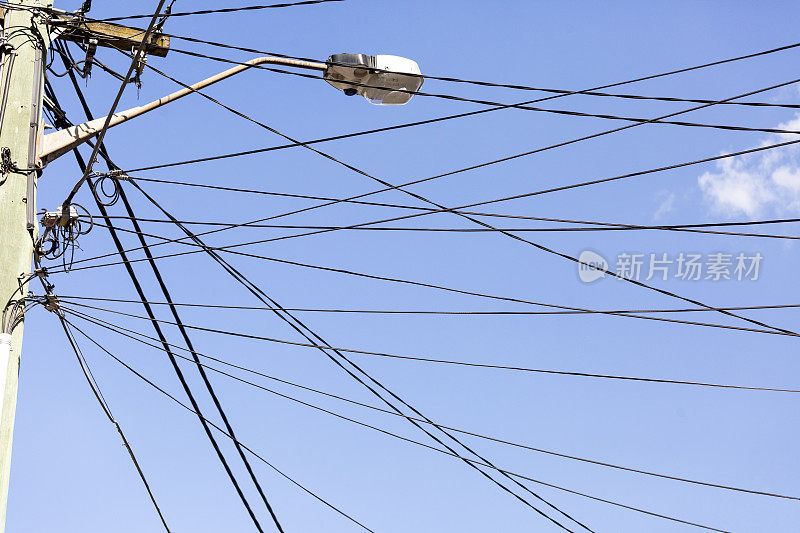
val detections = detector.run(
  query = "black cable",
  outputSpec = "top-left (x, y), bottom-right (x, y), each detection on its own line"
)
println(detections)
top-left (127, 180), bottom-right (590, 532)
top-left (75, 17), bottom-right (800, 113)
top-left (52, 294), bottom-right (800, 318)
top-left (48, 168), bottom-right (800, 270)
top-left (70, 80), bottom-right (286, 533)
top-left (111, 34), bottom-right (800, 175)
top-left (85, 0), bottom-right (344, 22)
top-left (60, 0), bottom-right (168, 208)
top-left (49, 307), bottom-right (171, 531)
top-left (55, 58), bottom-right (274, 533)
top-left (91, 215), bottom-right (800, 241)
top-left (108, 39), bottom-right (800, 140)
top-left (55, 306), bottom-right (800, 502)
top-left (59, 299), bottom-right (800, 396)
top-left (63, 317), bottom-right (377, 533)
top-left (89, 66), bottom-right (800, 341)
top-left (157, 31), bottom-right (800, 111)
top-left (59, 309), bottom-right (733, 533)
top-left (51, 238), bottom-right (795, 337)
top-left (191, 46), bottom-right (800, 134)
top-left (121, 183), bottom-right (288, 532)
top-left (55, 74), bottom-right (800, 274)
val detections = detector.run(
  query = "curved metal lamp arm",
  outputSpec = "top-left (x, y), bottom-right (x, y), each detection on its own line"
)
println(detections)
top-left (38, 56), bottom-right (326, 165)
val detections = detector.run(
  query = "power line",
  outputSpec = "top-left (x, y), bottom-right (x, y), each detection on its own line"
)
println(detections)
top-left (60, 0), bottom-right (167, 208)
top-left (91, 216), bottom-right (800, 241)
top-left (52, 295), bottom-right (800, 318)
top-left (118, 174), bottom-right (800, 229)
top-left (126, 180), bottom-right (590, 532)
top-left (85, 0), bottom-right (345, 22)
top-left (75, 18), bottom-right (800, 111)
top-left (54, 56), bottom-right (278, 533)
top-left (47, 225), bottom-right (795, 337)
top-left (104, 35), bottom-right (800, 174)
top-left (60, 308), bottom-right (733, 533)
top-left (102, 38), bottom-right (800, 139)
top-left (165, 33), bottom-right (800, 110)
top-left (59, 301), bottom-right (798, 390)
top-left (118, 183), bottom-right (287, 532)
top-left (59, 305), bottom-right (800, 501)
top-left (63, 317), bottom-right (377, 533)
top-left (52, 96), bottom-right (800, 275)
top-left (48, 309), bottom-right (172, 531)
top-left (80, 54), bottom-right (795, 351)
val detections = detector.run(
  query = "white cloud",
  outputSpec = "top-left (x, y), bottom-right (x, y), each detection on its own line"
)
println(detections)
top-left (653, 191), bottom-right (675, 220)
top-left (698, 113), bottom-right (800, 217)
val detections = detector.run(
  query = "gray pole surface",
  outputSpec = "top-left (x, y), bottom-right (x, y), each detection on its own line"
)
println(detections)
top-left (0, 1), bottom-right (51, 530)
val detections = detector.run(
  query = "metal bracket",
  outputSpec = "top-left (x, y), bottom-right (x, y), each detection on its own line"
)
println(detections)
top-left (82, 38), bottom-right (97, 77)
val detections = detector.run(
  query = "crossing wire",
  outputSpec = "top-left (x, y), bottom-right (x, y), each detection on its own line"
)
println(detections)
top-left (54, 304), bottom-right (800, 501)
top-left (63, 318), bottom-right (377, 533)
top-left (60, 0), bottom-right (166, 208)
top-left (52, 295), bottom-right (800, 320)
top-left (49, 64), bottom-right (800, 273)
top-left (84, 0), bottom-right (345, 22)
top-left (67, 41), bottom-right (800, 339)
top-left (60, 308), bottom-right (733, 533)
top-left (117, 183), bottom-right (287, 532)
top-left (126, 179), bottom-right (592, 532)
top-left (91, 216), bottom-right (800, 241)
top-left (69, 32), bottom-right (800, 174)
top-left (49, 218), bottom-right (798, 337)
top-left (98, 38), bottom-right (800, 139)
top-left (163, 34), bottom-right (800, 111)
top-left (56, 50), bottom-right (280, 533)
top-left (69, 16), bottom-right (800, 111)
top-left (50, 311), bottom-right (172, 531)
top-left (57, 299), bottom-right (800, 394)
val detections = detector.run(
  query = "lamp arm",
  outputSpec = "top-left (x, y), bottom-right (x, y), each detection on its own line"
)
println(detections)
top-left (38, 56), bottom-right (326, 165)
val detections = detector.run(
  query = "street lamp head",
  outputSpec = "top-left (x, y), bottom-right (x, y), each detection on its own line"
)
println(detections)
top-left (324, 53), bottom-right (423, 105)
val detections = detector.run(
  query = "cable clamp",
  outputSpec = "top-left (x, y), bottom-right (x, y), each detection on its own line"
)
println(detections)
top-left (43, 293), bottom-right (60, 312)
top-left (107, 169), bottom-right (130, 181)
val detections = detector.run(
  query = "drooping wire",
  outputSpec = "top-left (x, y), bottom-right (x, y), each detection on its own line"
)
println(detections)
top-left (47, 235), bottom-right (795, 337)
top-left (62, 316), bottom-right (376, 533)
top-left (46, 305), bottom-right (171, 531)
top-left (90, 213), bottom-right (800, 240)
top-left (109, 46), bottom-right (800, 334)
top-left (103, 39), bottom-right (800, 139)
top-left (79, 0), bottom-right (345, 23)
top-left (54, 58), bottom-right (277, 533)
top-left (52, 294), bottom-right (800, 320)
top-left (60, 0), bottom-right (168, 209)
top-left (127, 180), bottom-right (592, 532)
top-left (59, 308), bottom-right (734, 533)
top-left (57, 298), bottom-right (800, 395)
top-left (53, 304), bottom-right (800, 502)
top-left (117, 180), bottom-right (287, 532)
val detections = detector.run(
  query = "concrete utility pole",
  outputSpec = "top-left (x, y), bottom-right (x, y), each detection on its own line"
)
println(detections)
top-left (0, 1), bottom-right (51, 530)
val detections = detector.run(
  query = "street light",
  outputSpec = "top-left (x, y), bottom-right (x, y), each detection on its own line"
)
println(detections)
top-left (38, 52), bottom-right (423, 166)
top-left (324, 53), bottom-right (423, 105)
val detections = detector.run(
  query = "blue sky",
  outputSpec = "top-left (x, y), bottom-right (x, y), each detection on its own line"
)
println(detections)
top-left (8, 1), bottom-right (800, 531)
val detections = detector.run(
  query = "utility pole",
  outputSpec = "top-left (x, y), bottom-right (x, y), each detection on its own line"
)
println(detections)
top-left (0, 1), bottom-right (51, 531)
top-left (0, 2), bottom-right (418, 526)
